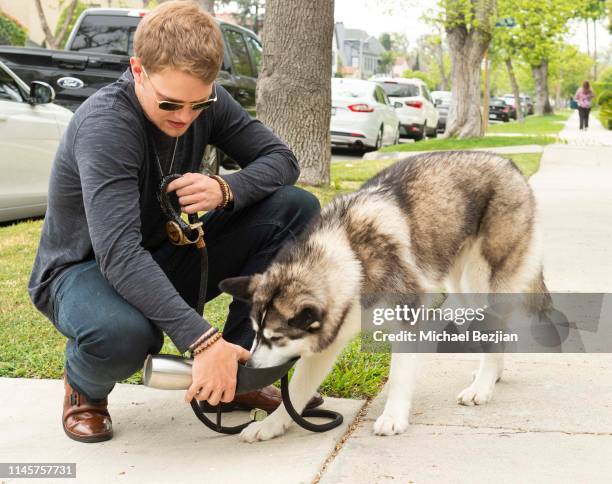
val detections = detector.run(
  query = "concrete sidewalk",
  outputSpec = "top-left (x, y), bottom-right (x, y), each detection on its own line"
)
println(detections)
top-left (319, 112), bottom-right (612, 483)
top-left (0, 377), bottom-right (364, 483)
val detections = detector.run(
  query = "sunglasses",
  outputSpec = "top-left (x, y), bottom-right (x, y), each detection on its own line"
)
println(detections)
top-left (141, 65), bottom-right (217, 112)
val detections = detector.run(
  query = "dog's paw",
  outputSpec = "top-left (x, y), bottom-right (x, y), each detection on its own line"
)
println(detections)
top-left (456, 382), bottom-right (494, 406)
top-left (239, 418), bottom-right (289, 443)
top-left (373, 411), bottom-right (409, 436)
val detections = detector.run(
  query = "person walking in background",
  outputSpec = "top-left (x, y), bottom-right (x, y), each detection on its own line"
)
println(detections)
top-left (575, 81), bottom-right (596, 130)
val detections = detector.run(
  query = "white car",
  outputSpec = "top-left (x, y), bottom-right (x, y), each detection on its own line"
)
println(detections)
top-left (330, 78), bottom-right (400, 151)
top-left (0, 61), bottom-right (72, 222)
top-left (373, 77), bottom-right (439, 141)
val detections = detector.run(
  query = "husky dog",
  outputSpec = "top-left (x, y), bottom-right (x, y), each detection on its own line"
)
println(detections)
top-left (220, 151), bottom-right (549, 443)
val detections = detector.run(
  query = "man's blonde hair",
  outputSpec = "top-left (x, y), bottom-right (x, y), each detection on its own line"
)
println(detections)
top-left (134, 1), bottom-right (224, 84)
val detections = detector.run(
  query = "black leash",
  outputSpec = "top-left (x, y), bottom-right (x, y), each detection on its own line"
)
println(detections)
top-left (157, 174), bottom-right (207, 316)
top-left (158, 174), bottom-right (342, 434)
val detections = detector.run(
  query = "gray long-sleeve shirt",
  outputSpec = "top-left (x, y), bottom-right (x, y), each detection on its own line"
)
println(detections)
top-left (28, 68), bottom-right (299, 354)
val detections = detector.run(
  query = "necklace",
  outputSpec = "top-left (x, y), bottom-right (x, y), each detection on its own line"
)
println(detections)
top-left (151, 136), bottom-right (179, 177)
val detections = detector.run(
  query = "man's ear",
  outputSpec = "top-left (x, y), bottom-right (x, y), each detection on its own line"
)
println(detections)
top-left (219, 275), bottom-right (258, 302)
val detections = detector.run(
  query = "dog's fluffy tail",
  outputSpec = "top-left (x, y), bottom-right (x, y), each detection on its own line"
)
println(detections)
top-left (525, 267), bottom-right (553, 316)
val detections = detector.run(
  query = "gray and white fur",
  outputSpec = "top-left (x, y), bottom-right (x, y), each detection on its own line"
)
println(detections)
top-left (220, 151), bottom-right (549, 443)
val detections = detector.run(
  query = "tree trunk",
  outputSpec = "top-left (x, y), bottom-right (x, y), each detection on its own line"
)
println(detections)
top-left (256, 0), bottom-right (333, 186)
top-left (593, 18), bottom-right (597, 79)
top-left (436, 42), bottom-right (449, 91)
top-left (555, 80), bottom-right (562, 110)
top-left (34, 0), bottom-right (78, 49)
top-left (55, 0), bottom-right (78, 48)
top-left (444, 25), bottom-right (491, 138)
top-left (34, 0), bottom-right (58, 49)
top-left (585, 19), bottom-right (590, 57)
top-left (532, 60), bottom-right (553, 115)
top-left (505, 57), bottom-right (524, 123)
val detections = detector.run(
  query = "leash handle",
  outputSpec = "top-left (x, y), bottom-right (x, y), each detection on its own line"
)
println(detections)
top-left (157, 173), bottom-right (208, 315)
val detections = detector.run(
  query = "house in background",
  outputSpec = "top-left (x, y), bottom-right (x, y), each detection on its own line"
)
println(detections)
top-left (333, 22), bottom-right (385, 79)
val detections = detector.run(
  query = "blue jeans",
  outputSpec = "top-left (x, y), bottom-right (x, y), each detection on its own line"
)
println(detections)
top-left (52, 186), bottom-right (320, 402)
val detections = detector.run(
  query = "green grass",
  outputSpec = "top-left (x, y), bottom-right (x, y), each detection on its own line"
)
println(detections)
top-left (486, 111), bottom-right (571, 135)
top-left (379, 135), bottom-right (556, 153)
top-left (0, 152), bottom-right (540, 398)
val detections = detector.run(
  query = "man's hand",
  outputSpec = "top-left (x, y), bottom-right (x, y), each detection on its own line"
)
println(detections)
top-left (184, 337), bottom-right (251, 405)
top-left (166, 173), bottom-right (224, 214)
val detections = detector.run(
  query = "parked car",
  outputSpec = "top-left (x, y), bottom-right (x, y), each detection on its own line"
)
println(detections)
top-left (0, 61), bottom-right (73, 223)
top-left (489, 98), bottom-right (511, 122)
top-left (520, 95), bottom-right (534, 115)
top-left (372, 77), bottom-right (439, 141)
top-left (0, 7), bottom-right (263, 172)
top-left (502, 93), bottom-right (533, 117)
top-left (430, 90), bottom-right (451, 132)
top-left (330, 78), bottom-right (400, 151)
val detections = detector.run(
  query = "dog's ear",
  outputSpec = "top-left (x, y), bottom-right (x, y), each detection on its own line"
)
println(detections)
top-left (219, 275), bottom-right (259, 302)
top-left (288, 305), bottom-right (325, 331)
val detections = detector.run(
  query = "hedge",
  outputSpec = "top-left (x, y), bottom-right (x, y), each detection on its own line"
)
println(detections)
top-left (0, 10), bottom-right (27, 46)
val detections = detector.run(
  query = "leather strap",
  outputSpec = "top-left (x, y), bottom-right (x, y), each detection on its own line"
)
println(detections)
top-left (157, 173), bottom-right (208, 316)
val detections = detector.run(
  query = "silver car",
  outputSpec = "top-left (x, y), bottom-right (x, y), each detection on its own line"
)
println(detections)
top-left (0, 61), bottom-right (72, 222)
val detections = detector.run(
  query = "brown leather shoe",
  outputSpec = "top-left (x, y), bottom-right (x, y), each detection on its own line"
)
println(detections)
top-left (199, 385), bottom-right (324, 414)
top-left (63, 371), bottom-right (113, 443)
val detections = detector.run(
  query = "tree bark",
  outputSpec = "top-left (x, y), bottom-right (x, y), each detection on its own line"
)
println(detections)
top-left (435, 41), bottom-right (449, 91)
top-left (34, 0), bottom-right (58, 49)
top-left (505, 57), bottom-right (524, 123)
top-left (444, 25), bottom-right (491, 138)
top-left (532, 60), bottom-right (553, 115)
top-left (34, 0), bottom-right (78, 49)
top-left (55, 0), bottom-right (78, 48)
top-left (256, 0), bottom-right (333, 186)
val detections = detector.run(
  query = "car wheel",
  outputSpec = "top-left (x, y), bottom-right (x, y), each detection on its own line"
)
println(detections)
top-left (374, 126), bottom-right (383, 150)
top-left (428, 124), bottom-right (438, 138)
top-left (415, 122), bottom-right (426, 141)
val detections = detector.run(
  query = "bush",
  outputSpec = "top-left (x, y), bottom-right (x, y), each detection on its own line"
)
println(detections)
top-left (597, 89), bottom-right (612, 130)
top-left (0, 10), bottom-right (27, 46)
top-left (401, 69), bottom-right (437, 91)
top-left (597, 66), bottom-right (612, 84)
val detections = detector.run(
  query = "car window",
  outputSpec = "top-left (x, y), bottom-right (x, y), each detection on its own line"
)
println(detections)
top-left (244, 35), bottom-right (262, 75)
top-left (70, 15), bottom-right (139, 55)
top-left (332, 81), bottom-right (371, 98)
top-left (379, 82), bottom-right (419, 98)
top-left (225, 29), bottom-right (254, 77)
top-left (421, 86), bottom-right (432, 102)
top-left (0, 67), bottom-right (25, 103)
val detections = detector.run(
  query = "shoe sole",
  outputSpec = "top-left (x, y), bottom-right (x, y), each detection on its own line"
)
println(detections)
top-left (63, 425), bottom-right (113, 443)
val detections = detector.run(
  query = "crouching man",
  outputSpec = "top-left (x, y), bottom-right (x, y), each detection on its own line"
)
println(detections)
top-left (28, 1), bottom-right (322, 443)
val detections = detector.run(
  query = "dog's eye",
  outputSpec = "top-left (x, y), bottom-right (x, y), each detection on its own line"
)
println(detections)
top-left (287, 307), bottom-right (318, 330)
top-left (269, 335), bottom-right (283, 342)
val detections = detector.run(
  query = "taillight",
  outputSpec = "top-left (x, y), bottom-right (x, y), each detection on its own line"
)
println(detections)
top-left (503, 106), bottom-right (509, 113)
top-left (348, 104), bottom-right (374, 112)
top-left (405, 100), bottom-right (423, 109)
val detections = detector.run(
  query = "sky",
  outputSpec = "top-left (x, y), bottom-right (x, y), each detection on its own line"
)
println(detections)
top-left (333, 0), bottom-right (611, 58)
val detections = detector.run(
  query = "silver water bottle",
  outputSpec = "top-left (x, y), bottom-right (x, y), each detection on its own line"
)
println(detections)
top-left (143, 354), bottom-right (193, 390)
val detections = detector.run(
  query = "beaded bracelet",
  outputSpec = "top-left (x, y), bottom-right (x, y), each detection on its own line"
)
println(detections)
top-left (192, 331), bottom-right (223, 356)
top-left (188, 327), bottom-right (218, 353)
top-left (209, 175), bottom-right (232, 210)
